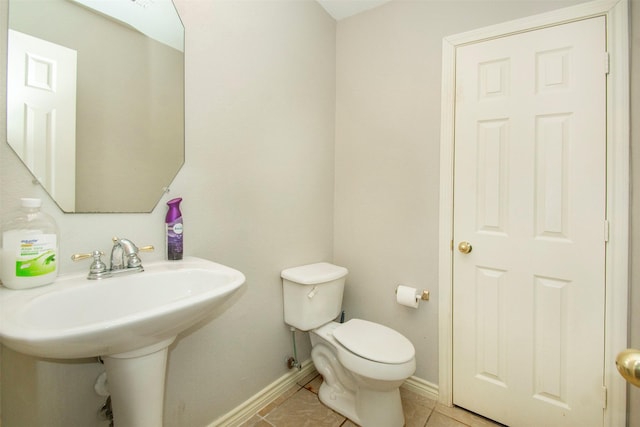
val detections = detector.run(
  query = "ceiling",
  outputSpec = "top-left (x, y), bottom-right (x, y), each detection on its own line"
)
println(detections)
top-left (316, 0), bottom-right (393, 20)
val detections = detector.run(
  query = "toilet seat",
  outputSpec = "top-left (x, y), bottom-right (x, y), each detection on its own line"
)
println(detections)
top-left (333, 319), bottom-right (414, 364)
top-left (320, 319), bottom-right (415, 382)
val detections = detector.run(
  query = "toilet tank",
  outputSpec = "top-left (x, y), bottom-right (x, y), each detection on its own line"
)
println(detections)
top-left (281, 262), bottom-right (348, 331)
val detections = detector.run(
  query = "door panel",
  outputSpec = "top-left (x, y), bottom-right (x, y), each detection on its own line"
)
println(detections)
top-left (7, 29), bottom-right (77, 211)
top-left (453, 17), bottom-right (606, 427)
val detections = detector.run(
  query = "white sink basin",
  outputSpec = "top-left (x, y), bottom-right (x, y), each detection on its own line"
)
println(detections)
top-left (0, 256), bottom-right (245, 359)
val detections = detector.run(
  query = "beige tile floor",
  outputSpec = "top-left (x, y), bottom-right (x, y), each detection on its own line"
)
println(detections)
top-left (240, 373), bottom-right (505, 427)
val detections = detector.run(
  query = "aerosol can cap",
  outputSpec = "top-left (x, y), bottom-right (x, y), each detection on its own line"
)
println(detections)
top-left (165, 197), bottom-right (182, 223)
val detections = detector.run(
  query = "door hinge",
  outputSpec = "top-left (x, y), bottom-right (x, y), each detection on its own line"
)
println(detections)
top-left (604, 220), bottom-right (610, 242)
top-left (604, 52), bottom-right (610, 74)
top-left (601, 386), bottom-right (608, 409)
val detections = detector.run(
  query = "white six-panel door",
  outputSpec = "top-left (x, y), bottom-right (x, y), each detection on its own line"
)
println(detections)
top-left (452, 17), bottom-right (606, 426)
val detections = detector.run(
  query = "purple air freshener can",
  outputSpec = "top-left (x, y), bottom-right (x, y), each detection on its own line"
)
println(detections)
top-left (165, 197), bottom-right (183, 260)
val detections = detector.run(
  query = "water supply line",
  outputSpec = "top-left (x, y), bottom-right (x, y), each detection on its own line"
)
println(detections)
top-left (286, 327), bottom-right (302, 370)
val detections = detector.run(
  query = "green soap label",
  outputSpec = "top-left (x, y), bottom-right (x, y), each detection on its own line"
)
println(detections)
top-left (15, 250), bottom-right (57, 277)
top-left (14, 235), bottom-right (57, 277)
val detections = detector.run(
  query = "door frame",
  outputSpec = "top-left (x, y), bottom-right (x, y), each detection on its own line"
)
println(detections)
top-left (437, 1), bottom-right (630, 426)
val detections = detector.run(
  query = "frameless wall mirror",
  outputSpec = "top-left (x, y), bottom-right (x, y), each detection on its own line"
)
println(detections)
top-left (6, 0), bottom-right (185, 213)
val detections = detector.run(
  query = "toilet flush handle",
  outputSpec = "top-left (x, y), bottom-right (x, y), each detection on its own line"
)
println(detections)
top-left (307, 286), bottom-right (318, 299)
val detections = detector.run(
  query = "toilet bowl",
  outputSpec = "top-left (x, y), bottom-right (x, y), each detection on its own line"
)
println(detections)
top-left (281, 263), bottom-right (416, 427)
top-left (311, 320), bottom-right (415, 427)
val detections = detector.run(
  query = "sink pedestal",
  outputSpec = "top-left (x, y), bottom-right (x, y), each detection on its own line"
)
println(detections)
top-left (102, 338), bottom-right (176, 427)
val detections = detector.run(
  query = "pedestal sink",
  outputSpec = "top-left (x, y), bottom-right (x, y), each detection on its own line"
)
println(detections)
top-left (0, 256), bottom-right (245, 426)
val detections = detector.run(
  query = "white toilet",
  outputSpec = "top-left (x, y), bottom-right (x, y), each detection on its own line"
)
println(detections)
top-left (281, 262), bottom-right (416, 427)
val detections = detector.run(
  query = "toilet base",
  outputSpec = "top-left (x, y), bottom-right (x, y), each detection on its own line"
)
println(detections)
top-left (312, 339), bottom-right (406, 427)
top-left (354, 385), bottom-right (404, 427)
top-left (317, 379), bottom-right (405, 427)
top-left (318, 380), bottom-right (360, 425)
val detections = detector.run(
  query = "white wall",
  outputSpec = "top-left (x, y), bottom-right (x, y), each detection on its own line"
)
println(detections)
top-left (0, 0), bottom-right (336, 425)
top-left (1, 0), bottom-right (638, 426)
top-left (163, 1), bottom-right (336, 424)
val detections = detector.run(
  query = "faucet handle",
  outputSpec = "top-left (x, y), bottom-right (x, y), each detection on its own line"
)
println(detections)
top-left (71, 250), bottom-right (104, 262)
top-left (71, 250), bottom-right (109, 280)
top-left (138, 245), bottom-right (154, 253)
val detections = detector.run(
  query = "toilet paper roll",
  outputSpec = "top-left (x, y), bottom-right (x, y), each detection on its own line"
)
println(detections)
top-left (396, 285), bottom-right (419, 308)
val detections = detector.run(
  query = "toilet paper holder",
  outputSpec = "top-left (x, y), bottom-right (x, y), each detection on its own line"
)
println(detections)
top-left (395, 286), bottom-right (429, 301)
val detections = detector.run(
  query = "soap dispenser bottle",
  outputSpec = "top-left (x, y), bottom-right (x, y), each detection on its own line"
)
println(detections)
top-left (0, 198), bottom-right (59, 289)
top-left (165, 197), bottom-right (183, 260)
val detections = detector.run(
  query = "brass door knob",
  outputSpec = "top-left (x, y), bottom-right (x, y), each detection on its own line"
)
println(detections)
top-left (616, 349), bottom-right (640, 387)
top-left (458, 241), bottom-right (472, 254)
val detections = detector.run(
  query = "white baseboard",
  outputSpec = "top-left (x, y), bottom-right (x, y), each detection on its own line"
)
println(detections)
top-left (208, 360), bottom-right (317, 427)
top-left (401, 375), bottom-right (439, 401)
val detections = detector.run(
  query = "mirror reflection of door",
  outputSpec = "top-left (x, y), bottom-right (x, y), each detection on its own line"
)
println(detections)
top-left (7, 29), bottom-right (77, 212)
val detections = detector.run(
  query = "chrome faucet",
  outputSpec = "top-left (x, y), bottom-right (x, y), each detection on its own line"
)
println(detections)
top-left (71, 237), bottom-right (154, 280)
top-left (111, 237), bottom-right (144, 270)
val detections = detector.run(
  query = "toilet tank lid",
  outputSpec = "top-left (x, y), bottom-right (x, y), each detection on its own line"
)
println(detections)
top-left (281, 262), bottom-right (348, 285)
top-left (333, 319), bottom-right (415, 364)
